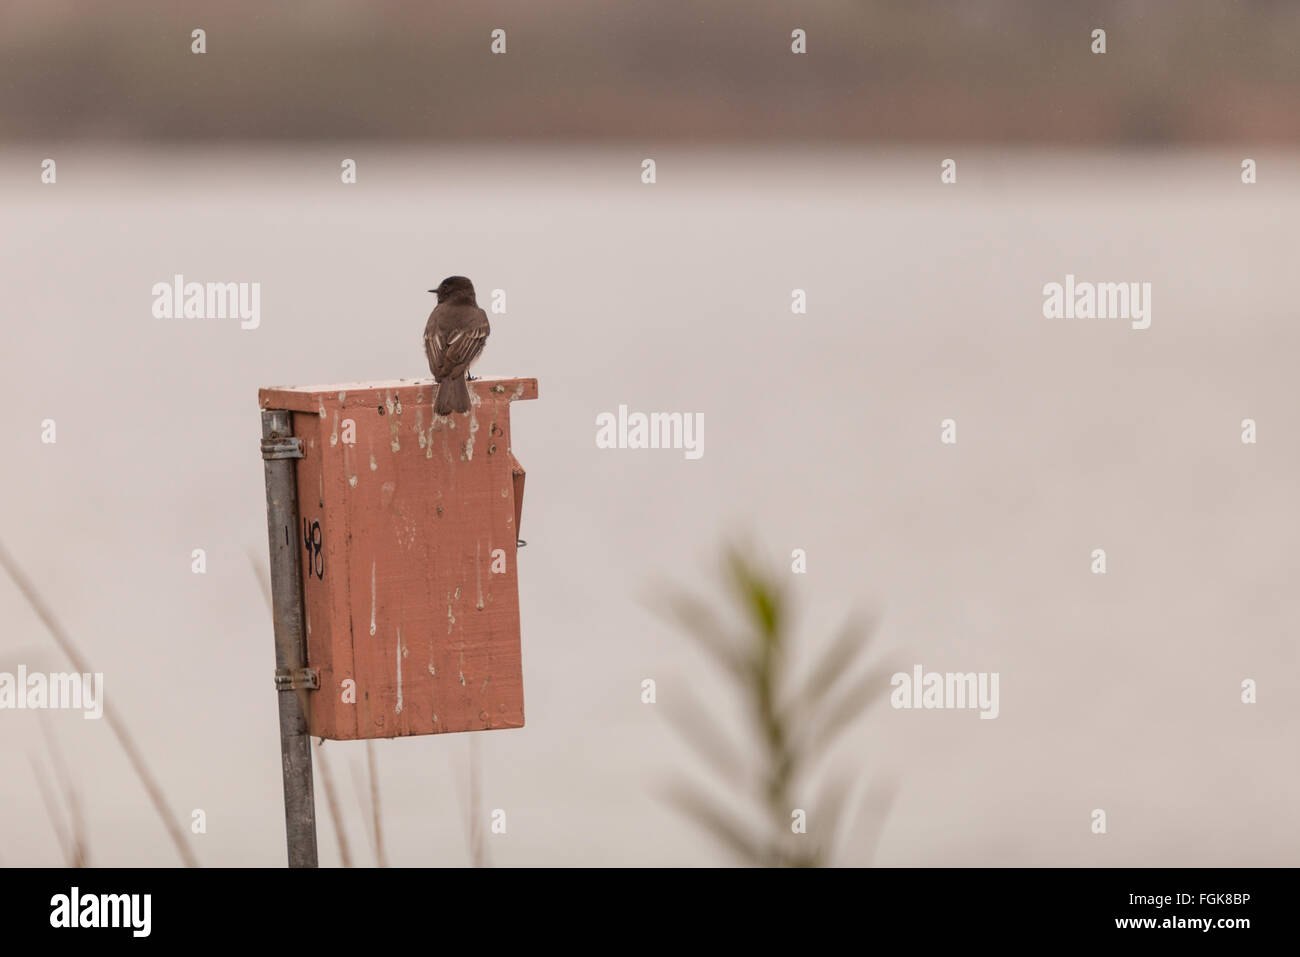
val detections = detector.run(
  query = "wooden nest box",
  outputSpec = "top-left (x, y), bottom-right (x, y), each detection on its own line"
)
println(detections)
top-left (257, 377), bottom-right (537, 740)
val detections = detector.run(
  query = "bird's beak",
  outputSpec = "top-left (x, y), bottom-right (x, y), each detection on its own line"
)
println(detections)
top-left (427, 289), bottom-right (437, 294)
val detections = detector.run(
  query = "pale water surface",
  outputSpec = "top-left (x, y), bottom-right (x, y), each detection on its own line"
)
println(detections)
top-left (1, 147), bottom-right (1297, 865)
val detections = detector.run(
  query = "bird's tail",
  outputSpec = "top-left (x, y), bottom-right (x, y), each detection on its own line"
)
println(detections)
top-left (435, 375), bottom-right (470, 415)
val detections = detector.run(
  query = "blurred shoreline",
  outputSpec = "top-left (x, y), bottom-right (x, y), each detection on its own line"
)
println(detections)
top-left (3, 0), bottom-right (1299, 145)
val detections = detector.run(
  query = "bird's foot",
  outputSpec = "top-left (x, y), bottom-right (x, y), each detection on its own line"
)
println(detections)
top-left (466, 373), bottom-right (478, 381)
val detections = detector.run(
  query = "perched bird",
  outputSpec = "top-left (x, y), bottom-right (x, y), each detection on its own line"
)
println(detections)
top-left (424, 276), bottom-right (490, 415)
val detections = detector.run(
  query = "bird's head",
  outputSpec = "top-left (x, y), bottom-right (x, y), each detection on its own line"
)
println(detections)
top-left (429, 276), bottom-right (476, 303)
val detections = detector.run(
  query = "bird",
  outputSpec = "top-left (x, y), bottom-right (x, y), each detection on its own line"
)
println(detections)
top-left (424, 276), bottom-right (490, 415)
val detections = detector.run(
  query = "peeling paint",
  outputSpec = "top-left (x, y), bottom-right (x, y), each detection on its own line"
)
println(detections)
top-left (462, 414), bottom-right (480, 461)
top-left (395, 627), bottom-right (403, 714)
top-left (387, 392), bottom-right (401, 451)
top-left (330, 411), bottom-right (339, 447)
top-left (348, 474), bottom-right (358, 487)
top-left (369, 453), bottom-right (378, 471)
top-left (416, 407), bottom-right (436, 457)
top-left (369, 561), bottom-right (377, 636)
top-left (476, 541), bottom-right (484, 611)
top-left (394, 510), bottom-right (417, 549)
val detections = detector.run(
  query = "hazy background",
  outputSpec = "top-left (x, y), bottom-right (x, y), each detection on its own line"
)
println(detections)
top-left (1, 2), bottom-right (1298, 867)
top-left (5, 0), bottom-right (1300, 144)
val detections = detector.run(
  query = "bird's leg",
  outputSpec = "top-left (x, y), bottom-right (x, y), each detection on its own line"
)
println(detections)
top-left (466, 372), bottom-right (478, 381)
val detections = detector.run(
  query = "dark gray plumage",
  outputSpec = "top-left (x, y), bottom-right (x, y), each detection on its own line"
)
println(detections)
top-left (424, 276), bottom-right (490, 415)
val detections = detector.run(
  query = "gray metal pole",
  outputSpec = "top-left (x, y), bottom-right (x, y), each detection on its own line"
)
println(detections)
top-left (260, 409), bottom-right (319, 868)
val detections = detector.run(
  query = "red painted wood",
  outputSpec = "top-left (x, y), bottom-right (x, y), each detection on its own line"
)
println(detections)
top-left (258, 378), bottom-right (537, 740)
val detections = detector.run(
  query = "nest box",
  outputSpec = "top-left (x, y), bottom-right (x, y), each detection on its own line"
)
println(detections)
top-left (257, 377), bottom-right (537, 740)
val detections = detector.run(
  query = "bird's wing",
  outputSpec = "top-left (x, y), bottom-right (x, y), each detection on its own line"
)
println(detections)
top-left (440, 310), bottom-right (490, 374)
top-left (423, 317), bottom-right (443, 373)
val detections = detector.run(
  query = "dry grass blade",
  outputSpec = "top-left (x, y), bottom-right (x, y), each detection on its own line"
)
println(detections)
top-left (468, 735), bottom-right (487, 868)
top-left (347, 758), bottom-right (368, 842)
top-left (29, 754), bottom-right (75, 867)
top-left (663, 780), bottom-right (764, 865)
top-left (245, 546), bottom-right (273, 611)
top-left (312, 739), bottom-right (351, 867)
top-left (450, 736), bottom-right (491, 867)
top-left (36, 712), bottom-right (87, 867)
top-left (0, 537), bottom-right (198, 867)
top-left (365, 740), bottom-right (387, 867)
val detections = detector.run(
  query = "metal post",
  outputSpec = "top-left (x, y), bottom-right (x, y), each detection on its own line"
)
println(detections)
top-left (260, 409), bottom-right (319, 868)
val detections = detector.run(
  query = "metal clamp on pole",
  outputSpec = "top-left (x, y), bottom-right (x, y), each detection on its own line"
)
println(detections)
top-left (274, 667), bottom-right (320, 692)
top-left (261, 435), bottom-right (304, 460)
